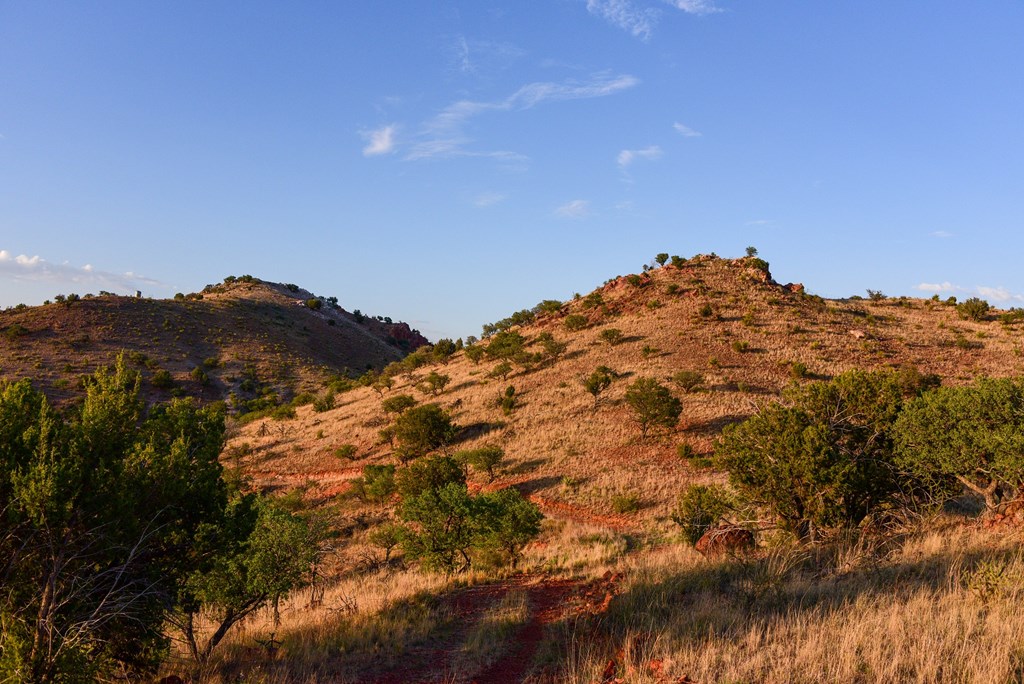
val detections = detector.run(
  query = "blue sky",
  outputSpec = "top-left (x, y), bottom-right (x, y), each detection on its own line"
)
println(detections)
top-left (1, 1), bottom-right (1022, 340)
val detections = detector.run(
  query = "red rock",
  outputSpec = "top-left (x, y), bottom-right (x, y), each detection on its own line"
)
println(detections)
top-left (695, 525), bottom-right (755, 558)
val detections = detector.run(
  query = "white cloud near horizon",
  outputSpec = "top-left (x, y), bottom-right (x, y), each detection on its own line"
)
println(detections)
top-left (617, 145), bottom-right (663, 168)
top-left (914, 281), bottom-right (1024, 303)
top-left (362, 125), bottom-right (397, 156)
top-left (745, 219), bottom-right (775, 227)
top-left (673, 121), bottom-right (702, 137)
top-left (407, 72), bottom-right (638, 160)
top-left (930, 230), bottom-right (954, 238)
top-left (0, 249), bottom-right (164, 293)
top-left (586, 0), bottom-right (659, 41)
top-left (555, 199), bottom-right (591, 219)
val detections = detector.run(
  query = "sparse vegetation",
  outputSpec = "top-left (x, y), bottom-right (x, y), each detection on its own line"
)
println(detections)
top-left (624, 377), bottom-right (682, 438)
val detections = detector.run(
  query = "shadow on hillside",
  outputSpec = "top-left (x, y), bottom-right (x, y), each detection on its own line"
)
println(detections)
top-left (447, 380), bottom-right (478, 394)
top-left (512, 475), bottom-right (570, 496)
top-left (457, 421), bottom-right (506, 442)
top-left (687, 414), bottom-right (748, 434)
top-left (509, 458), bottom-right (550, 475)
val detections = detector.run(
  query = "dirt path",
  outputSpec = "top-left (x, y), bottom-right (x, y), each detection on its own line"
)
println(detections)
top-left (470, 578), bottom-right (580, 684)
top-left (368, 575), bottom-right (583, 684)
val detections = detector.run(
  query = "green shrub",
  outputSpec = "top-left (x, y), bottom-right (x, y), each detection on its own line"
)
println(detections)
top-left (381, 394), bottom-right (417, 415)
top-left (312, 392), bottom-right (336, 413)
top-left (488, 362), bottom-right (513, 381)
top-left (671, 484), bottom-right (734, 546)
top-left (894, 378), bottom-right (1024, 511)
top-left (599, 328), bottom-right (624, 345)
top-left (151, 369), bottom-right (174, 389)
top-left (583, 292), bottom-right (604, 309)
top-left (957, 297), bottom-right (991, 322)
top-left (584, 366), bottom-right (617, 406)
top-left (305, 298), bottom-right (322, 310)
top-left (717, 370), bottom-right (918, 541)
top-left (672, 371), bottom-right (703, 393)
top-left (350, 464), bottom-right (396, 504)
top-left (497, 385), bottom-right (517, 416)
top-left (334, 444), bottom-right (358, 461)
top-left (418, 371), bottom-right (450, 396)
top-left (563, 314), bottom-right (589, 331)
top-left (393, 404), bottom-right (458, 462)
top-left (731, 340), bottom-right (750, 353)
top-left (699, 303), bottom-right (714, 318)
top-left (655, 253), bottom-right (669, 267)
top-left (610, 492), bottom-right (642, 514)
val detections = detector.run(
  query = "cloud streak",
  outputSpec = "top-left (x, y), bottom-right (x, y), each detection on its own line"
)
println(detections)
top-left (362, 125), bottom-right (397, 156)
top-left (406, 72), bottom-right (639, 160)
top-left (0, 250), bottom-right (163, 293)
top-left (668, 0), bottom-right (723, 16)
top-left (586, 0), bottom-right (659, 40)
top-left (617, 145), bottom-right (662, 168)
top-left (673, 121), bottom-right (702, 137)
top-left (555, 199), bottom-right (591, 219)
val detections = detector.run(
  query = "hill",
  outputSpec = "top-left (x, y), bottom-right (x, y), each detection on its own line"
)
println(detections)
top-left (196, 253), bottom-right (1024, 683)
top-left (230, 253), bottom-right (1023, 519)
top-left (0, 275), bottom-right (429, 406)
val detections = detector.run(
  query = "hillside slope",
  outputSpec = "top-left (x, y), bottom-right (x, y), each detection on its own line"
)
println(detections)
top-left (230, 254), bottom-right (1024, 524)
top-left (0, 276), bottom-right (428, 405)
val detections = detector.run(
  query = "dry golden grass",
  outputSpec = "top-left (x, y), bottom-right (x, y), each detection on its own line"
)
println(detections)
top-left (555, 521), bottom-right (1024, 683)
top-left (201, 255), bottom-right (1024, 682)
top-left (0, 278), bottom-right (418, 404)
top-left (231, 255), bottom-right (1024, 529)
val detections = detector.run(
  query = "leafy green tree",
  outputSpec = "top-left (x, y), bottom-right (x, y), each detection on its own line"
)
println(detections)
top-left (745, 246), bottom-right (758, 257)
top-left (717, 370), bottom-right (917, 541)
top-left (535, 299), bottom-right (563, 314)
top-left (894, 378), bottom-right (1024, 510)
top-left (381, 393), bottom-right (417, 415)
top-left (464, 344), bottom-right (485, 364)
top-left (431, 338), bottom-right (458, 363)
top-left (624, 378), bottom-right (682, 438)
top-left (489, 362), bottom-right (513, 381)
top-left (458, 446), bottom-right (504, 482)
top-left (584, 366), bottom-right (616, 407)
top-left (392, 404), bottom-right (458, 461)
top-left (475, 488), bottom-right (543, 568)
top-left (485, 331), bottom-right (526, 360)
top-left (304, 298), bottom-right (322, 310)
top-left (670, 255), bottom-right (686, 268)
top-left (0, 357), bottom-right (231, 682)
top-left (350, 464), bottom-right (397, 504)
top-left (655, 253), bottom-right (669, 267)
top-left (173, 496), bottom-right (322, 660)
top-left (417, 371), bottom-right (450, 396)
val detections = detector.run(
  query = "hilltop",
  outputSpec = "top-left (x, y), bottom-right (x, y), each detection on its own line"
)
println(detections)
top-left (0, 275), bottom-right (429, 406)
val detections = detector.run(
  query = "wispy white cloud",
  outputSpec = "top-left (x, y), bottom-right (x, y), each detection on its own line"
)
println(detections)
top-left (930, 230), bottom-right (954, 238)
top-left (473, 192), bottom-right (507, 208)
top-left (555, 199), bottom-right (591, 219)
top-left (362, 125), bottom-right (397, 157)
top-left (673, 121), bottom-right (702, 137)
top-left (914, 281), bottom-right (961, 294)
top-left (913, 281), bottom-right (1024, 303)
top-left (617, 145), bottom-right (662, 168)
top-left (745, 219), bottom-right (775, 227)
top-left (407, 73), bottom-right (638, 160)
top-left (668, 0), bottom-right (723, 16)
top-left (0, 249), bottom-right (163, 292)
top-left (586, 0), bottom-right (660, 40)
top-left (976, 286), bottom-right (1024, 303)
top-left (451, 35), bottom-right (527, 75)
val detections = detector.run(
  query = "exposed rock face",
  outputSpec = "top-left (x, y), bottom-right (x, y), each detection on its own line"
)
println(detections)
top-left (382, 321), bottom-right (429, 350)
top-left (695, 525), bottom-right (755, 558)
top-left (784, 282), bottom-right (805, 294)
